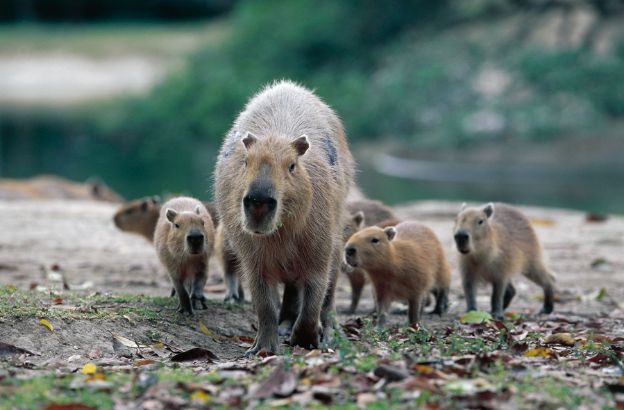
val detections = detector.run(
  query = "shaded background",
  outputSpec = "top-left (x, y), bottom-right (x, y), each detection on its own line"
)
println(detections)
top-left (1, 0), bottom-right (623, 213)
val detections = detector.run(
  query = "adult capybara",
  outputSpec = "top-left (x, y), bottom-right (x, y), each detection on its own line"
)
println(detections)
top-left (342, 199), bottom-right (400, 314)
top-left (344, 221), bottom-right (451, 329)
top-left (154, 197), bottom-right (215, 315)
top-left (0, 175), bottom-right (123, 202)
top-left (453, 202), bottom-right (556, 319)
top-left (113, 196), bottom-right (161, 241)
top-left (214, 81), bottom-right (354, 354)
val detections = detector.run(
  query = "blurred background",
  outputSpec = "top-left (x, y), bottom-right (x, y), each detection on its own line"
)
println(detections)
top-left (1, 0), bottom-right (623, 213)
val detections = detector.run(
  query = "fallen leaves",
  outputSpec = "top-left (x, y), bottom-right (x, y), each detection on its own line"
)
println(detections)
top-left (524, 347), bottom-right (555, 358)
top-left (544, 333), bottom-right (575, 346)
top-left (38, 319), bottom-right (54, 332)
top-left (459, 310), bottom-right (492, 324)
top-left (170, 348), bottom-right (218, 363)
top-left (249, 362), bottom-right (297, 399)
top-left (0, 342), bottom-right (37, 357)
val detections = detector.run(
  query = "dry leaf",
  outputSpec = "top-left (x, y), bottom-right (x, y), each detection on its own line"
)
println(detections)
top-left (44, 404), bottom-right (96, 410)
top-left (0, 342), bottom-right (37, 357)
top-left (190, 390), bottom-right (211, 403)
top-left (524, 347), bottom-right (554, 358)
top-left (543, 333), bottom-right (575, 346)
top-left (39, 319), bottom-right (54, 332)
top-left (170, 347), bottom-right (218, 363)
top-left (81, 363), bottom-right (97, 375)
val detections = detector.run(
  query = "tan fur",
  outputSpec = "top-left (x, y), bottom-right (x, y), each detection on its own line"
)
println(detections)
top-left (344, 221), bottom-right (450, 328)
top-left (214, 81), bottom-right (354, 354)
top-left (214, 224), bottom-right (245, 302)
top-left (342, 199), bottom-right (400, 313)
top-left (453, 202), bottom-right (556, 318)
top-left (0, 175), bottom-right (123, 202)
top-left (154, 197), bottom-right (215, 315)
top-left (113, 197), bottom-right (161, 241)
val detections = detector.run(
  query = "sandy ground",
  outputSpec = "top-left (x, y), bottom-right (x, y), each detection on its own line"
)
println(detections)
top-left (1, 198), bottom-right (622, 314)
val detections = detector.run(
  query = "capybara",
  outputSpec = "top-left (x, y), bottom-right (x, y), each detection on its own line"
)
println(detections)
top-left (0, 175), bottom-right (123, 202)
top-left (154, 197), bottom-right (215, 315)
top-left (342, 199), bottom-right (400, 314)
top-left (214, 224), bottom-right (244, 302)
top-left (214, 81), bottom-right (354, 354)
top-left (453, 202), bottom-right (556, 319)
top-left (113, 196), bottom-right (161, 241)
top-left (344, 221), bottom-right (451, 329)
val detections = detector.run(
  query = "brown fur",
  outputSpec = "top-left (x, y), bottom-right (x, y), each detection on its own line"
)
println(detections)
top-left (0, 175), bottom-right (124, 202)
top-left (113, 196), bottom-right (161, 241)
top-left (214, 81), bottom-right (354, 354)
top-left (453, 202), bottom-right (556, 318)
top-left (344, 221), bottom-right (450, 328)
top-left (154, 197), bottom-right (215, 315)
top-left (214, 224), bottom-right (245, 302)
top-left (342, 199), bottom-right (400, 313)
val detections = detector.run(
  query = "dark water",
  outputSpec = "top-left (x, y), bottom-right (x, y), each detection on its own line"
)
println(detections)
top-left (357, 154), bottom-right (624, 215)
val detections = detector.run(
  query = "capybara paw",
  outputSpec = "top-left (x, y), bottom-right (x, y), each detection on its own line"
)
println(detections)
top-left (492, 312), bottom-right (505, 321)
top-left (224, 292), bottom-right (242, 303)
top-left (177, 306), bottom-right (194, 316)
top-left (290, 326), bottom-right (320, 349)
top-left (244, 337), bottom-right (279, 357)
top-left (192, 296), bottom-right (208, 310)
top-left (539, 305), bottom-right (554, 315)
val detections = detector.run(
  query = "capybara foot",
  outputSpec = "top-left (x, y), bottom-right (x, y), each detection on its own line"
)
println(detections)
top-left (192, 295), bottom-right (208, 310)
top-left (492, 311), bottom-right (505, 321)
top-left (244, 335), bottom-right (279, 357)
top-left (278, 320), bottom-right (294, 337)
top-left (177, 305), bottom-right (194, 316)
top-left (290, 324), bottom-right (320, 350)
top-left (539, 305), bottom-right (554, 315)
top-left (224, 291), bottom-right (243, 303)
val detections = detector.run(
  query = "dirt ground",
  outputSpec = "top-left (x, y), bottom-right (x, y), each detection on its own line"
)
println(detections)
top-left (0, 199), bottom-right (622, 409)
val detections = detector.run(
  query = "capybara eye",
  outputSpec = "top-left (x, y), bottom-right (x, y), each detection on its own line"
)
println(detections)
top-left (478, 219), bottom-right (484, 225)
top-left (371, 237), bottom-right (379, 244)
top-left (243, 159), bottom-right (248, 167)
top-left (289, 162), bottom-right (296, 173)
top-left (174, 223), bottom-right (180, 229)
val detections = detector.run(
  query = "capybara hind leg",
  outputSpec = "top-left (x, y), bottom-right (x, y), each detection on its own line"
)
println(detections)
top-left (278, 283), bottom-right (300, 336)
top-left (191, 271), bottom-right (208, 310)
top-left (224, 259), bottom-right (243, 303)
top-left (462, 273), bottom-right (477, 312)
top-left (432, 288), bottom-right (449, 315)
top-left (347, 269), bottom-right (366, 314)
top-left (246, 277), bottom-right (280, 356)
top-left (376, 296), bottom-right (391, 330)
top-left (491, 279), bottom-right (507, 320)
top-left (173, 279), bottom-right (193, 316)
top-left (291, 279), bottom-right (325, 349)
top-left (408, 295), bottom-right (424, 326)
top-left (524, 263), bottom-right (555, 314)
top-left (503, 282), bottom-right (516, 310)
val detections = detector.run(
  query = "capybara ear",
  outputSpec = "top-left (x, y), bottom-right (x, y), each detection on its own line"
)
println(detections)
top-left (242, 131), bottom-right (258, 150)
top-left (460, 202), bottom-right (467, 212)
top-left (291, 135), bottom-right (309, 156)
top-left (195, 205), bottom-right (201, 215)
top-left (166, 208), bottom-right (178, 224)
top-left (353, 211), bottom-right (365, 228)
top-left (484, 203), bottom-right (494, 218)
top-left (140, 200), bottom-right (149, 212)
top-left (151, 196), bottom-right (161, 205)
top-left (384, 226), bottom-right (397, 241)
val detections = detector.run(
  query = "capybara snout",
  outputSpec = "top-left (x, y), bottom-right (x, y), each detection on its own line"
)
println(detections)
top-left (344, 246), bottom-right (358, 267)
top-left (186, 229), bottom-right (205, 254)
top-left (454, 230), bottom-right (470, 254)
top-left (243, 180), bottom-right (278, 234)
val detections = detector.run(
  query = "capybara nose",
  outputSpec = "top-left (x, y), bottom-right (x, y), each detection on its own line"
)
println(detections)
top-left (454, 232), bottom-right (469, 243)
top-left (345, 247), bottom-right (356, 257)
top-left (187, 232), bottom-right (204, 248)
top-left (243, 192), bottom-right (277, 221)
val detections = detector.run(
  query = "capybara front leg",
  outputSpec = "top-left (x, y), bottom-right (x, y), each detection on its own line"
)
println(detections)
top-left (191, 270), bottom-right (208, 310)
top-left (491, 279), bottom-right (507, 320)
top-left (173, 279), bottom-right (193, 316)
top-left (291, 278), bottom-right (325, 349)
top-left (246, 277), bottom-right (280, 356)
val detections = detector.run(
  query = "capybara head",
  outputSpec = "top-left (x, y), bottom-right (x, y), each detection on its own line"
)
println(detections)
top-left (342, 211), bottom-right (364, 242)
top-left (165, 206), bottom-right (208, 255)
top-left (237, 131), bottom-right (312, 235)
top-left (453, 203), bottom-right (494, 255)
top-left (113, 196), bottom-right (160, 232)
top-left (344, 225), bottom-right (397, 270)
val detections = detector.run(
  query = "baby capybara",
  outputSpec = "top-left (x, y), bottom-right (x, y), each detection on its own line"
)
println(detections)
top-left (453, 202), bottom-right (556, 319)
top-left (154, 197), bottom-right (215, 315)
top-left (113, 196), bottom-right (161, 241)
top-left (214, 81), bottom-right (354, 354)
top-left (342, 199), bottom-right (400, 314)
top-left (344, 222), bottom-right (451, 329)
